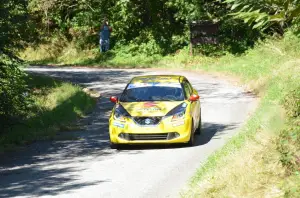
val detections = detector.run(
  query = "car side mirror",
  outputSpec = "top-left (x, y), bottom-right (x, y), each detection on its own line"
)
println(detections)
top-left (110, 96), bottom-right (118, 103)
top-left (189, 94), bottom-right (200, 101)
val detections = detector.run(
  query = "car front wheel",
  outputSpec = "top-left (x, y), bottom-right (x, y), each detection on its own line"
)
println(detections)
top-left (195, 115), bottom-right (202, 135)
top-left (110, 141), bottom-right (120, 149)
top-left (187, 121), bottom-right (195, 146)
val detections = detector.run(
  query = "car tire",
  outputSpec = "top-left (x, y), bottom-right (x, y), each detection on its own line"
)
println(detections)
top-left (110, 142), bottom-right (119, 149)
top-left (195, 115), bottom-right (202, 135)
top-left (187, 121), bottom-right (195, 147)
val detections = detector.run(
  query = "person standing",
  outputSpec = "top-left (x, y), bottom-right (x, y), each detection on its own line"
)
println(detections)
top-left (99, 19), bottom-right (112, 52)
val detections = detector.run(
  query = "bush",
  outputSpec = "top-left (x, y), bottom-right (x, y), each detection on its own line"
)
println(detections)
top-left (278, 87), bottom-right (300, 174)
top-left (0, 52), bottom-right (30, 129)
top-left (283, 88), bottom-right (300, 119)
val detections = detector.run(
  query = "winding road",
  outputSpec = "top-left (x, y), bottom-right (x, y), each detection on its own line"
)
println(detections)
top-left (0, 67), bottom-right (257, 198)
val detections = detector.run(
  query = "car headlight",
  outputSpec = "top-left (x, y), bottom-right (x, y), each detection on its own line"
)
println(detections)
top-left (171, 111), bottom-right (185, 121)
top-left (113, 104), bottom-right (130, 122)
top-left (165, 102), bottom-right (187, 122)
top-left (113, 112), bottom-right (127, 121)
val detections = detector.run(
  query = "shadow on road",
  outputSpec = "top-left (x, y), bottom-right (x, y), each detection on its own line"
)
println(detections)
top-left (113, 122), bottom-right (238, 151)
top-left (0, 67), bottom-right (249, 197)
top-left (0, 68), bottom-right (146, 198)
top-left (0, 118), bottom-right (236, 198)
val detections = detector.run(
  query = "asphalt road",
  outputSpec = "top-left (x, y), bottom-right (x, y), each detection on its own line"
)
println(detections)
top-left (0, 67), bottom-right (257, 198)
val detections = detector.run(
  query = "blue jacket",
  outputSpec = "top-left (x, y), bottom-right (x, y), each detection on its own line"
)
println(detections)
top-left (100, 25), bottom-right (110, 40)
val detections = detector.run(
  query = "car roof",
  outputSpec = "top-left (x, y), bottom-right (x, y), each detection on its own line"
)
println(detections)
top-left (130, 75), bottom-right (186, 84)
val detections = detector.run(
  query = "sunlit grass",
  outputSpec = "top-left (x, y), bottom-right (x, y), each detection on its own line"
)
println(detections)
top-left (0, 74), bottom-right (96, 152)
top-left (181, 33), bottom-right (300, 197)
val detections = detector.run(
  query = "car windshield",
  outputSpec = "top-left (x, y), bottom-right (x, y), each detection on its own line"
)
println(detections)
top-left (120, 86), bottom-right (185, 102)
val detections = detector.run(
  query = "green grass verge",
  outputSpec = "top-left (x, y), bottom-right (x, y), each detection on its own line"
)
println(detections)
top-left (181, 33), bottom-right (300, 197)
top-left (0, 74), bottom-right (96, 153)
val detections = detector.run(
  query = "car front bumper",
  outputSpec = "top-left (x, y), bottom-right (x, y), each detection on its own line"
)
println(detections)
top-left (109, 116), bottom-right (192, 144)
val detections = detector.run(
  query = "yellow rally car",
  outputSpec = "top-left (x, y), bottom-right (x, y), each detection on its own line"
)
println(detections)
top-left (108, 75), bottom-right (201, 149)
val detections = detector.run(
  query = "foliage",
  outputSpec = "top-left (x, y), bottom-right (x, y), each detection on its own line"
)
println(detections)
top-left (0, 0), bottom-right (37, 51)
top-left (2, 0), bottom-right (300, 57)
top-left (24, 0), bottom-right (268, 58)
top-left (0, 53), bottom-right (30, 129)
top-left (225, 0), bottom-right (300, 34)
top-left (283, 87), bottom-right (300, 119)
top-left (278, 87), bottom-right (300, 174)
top-left (24, 0), bottom-right (267, 56)
top-left (27, 0), bottom-right (188, 54)
top-left (0, 74), bottom-right (96, 151)
top-left (166, 0), bottom-right (228, 22)
top-left (0, 0), bottom-right (38, 129)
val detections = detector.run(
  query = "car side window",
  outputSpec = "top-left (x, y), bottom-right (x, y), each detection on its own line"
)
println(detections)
top-left (186, 80), bottom-right (194, 94)
top-left (182, 80), bottom-right (191, 98)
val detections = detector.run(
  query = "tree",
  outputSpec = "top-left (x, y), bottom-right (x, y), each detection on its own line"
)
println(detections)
top-left (0, 0), bottom-right (36, 51)
top-left (0, 0), bottom-right (32, 129)
top-left (225, 0), bottom-right (300, 34)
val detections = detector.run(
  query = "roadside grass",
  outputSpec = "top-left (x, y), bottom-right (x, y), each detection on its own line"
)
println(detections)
top-left (184, 131), bottom-right (285, 198)
top-left (21, 45), bottom-right (164, 68)
top-left (0, 74), bottom-right (97, 153)
top-left (21, 32), bottom-right (300, 196)
top-left (180, 33), bottom-right (300, 197)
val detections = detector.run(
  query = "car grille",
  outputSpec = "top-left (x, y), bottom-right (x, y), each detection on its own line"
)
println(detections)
top-left (129, 133), bottom-right (167, 140)
top-left (118, 132), bottom-right (179, 141)
top-left (133, 117), bottom-right (162, 126)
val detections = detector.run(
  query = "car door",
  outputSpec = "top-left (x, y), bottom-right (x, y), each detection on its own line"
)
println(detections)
top-left (182, 79), bottom-right (200, 130)
top-left (186, 80), bottom-right (201, 129)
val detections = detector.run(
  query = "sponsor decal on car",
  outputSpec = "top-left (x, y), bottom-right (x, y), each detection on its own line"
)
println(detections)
top-left (135, 102), bottom-right (162, 112)
top-left (127, 82), bottom-right (181, 89)
top-left (121, 101), bottom-right (183, 116)
top-left (113, 122), bottom-right (125, 128)
top-left (172, 120), bottom-right (185, 127)
top-left (143, 102), bottom-right (157, 107)
top-left (136, 107), bottom-right (161, 112)
top-left (132, 76), bottom-right (177, 83)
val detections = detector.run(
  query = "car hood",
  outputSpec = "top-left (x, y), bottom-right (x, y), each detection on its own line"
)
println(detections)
top-left (120, 101), bottom-right (183, 117)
